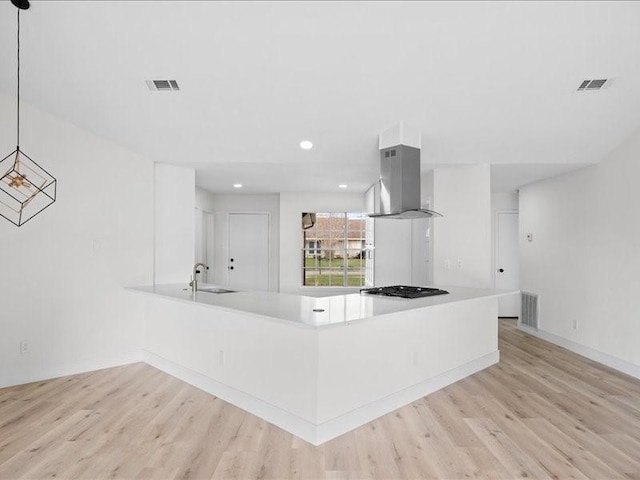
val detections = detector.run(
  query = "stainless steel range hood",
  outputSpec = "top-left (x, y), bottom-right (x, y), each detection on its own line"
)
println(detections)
top-left (369, 138), bottom-right (442, 219)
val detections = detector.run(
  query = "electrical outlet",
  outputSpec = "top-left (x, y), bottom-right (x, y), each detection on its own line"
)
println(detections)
top-left (444, 259), bottom-right (451, 270)
top-left (456, 258), bottom-right (463, 269)
top-left (19, 340), bottom-right (29, 354)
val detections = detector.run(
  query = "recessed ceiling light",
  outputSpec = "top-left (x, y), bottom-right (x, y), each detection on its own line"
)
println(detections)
top-left (338, 184), bottom-right (348, 189)
top-left (300, 140), bottom-right (313, 150)
top-left (233, 183), bottom-right (243, 189)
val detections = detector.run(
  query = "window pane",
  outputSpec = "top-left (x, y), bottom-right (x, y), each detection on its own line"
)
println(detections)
top-left (302, 212), bottom-right (367, 287)
top-left (303, 270), bottom-right (347, 286)
top-left (304, 256), bottom-right (321, 268)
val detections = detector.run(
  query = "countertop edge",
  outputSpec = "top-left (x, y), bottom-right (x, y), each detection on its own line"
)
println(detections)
top-left (127, 285), bottom-right (520, 328)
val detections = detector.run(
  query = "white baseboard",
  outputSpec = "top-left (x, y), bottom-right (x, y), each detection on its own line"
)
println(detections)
top-left (518, 324), bottom-right (640, 380)
top-left (143, 349), bottom-right (499, 446)
top-left (142, 350), bottom-right (318, 442)
top-left (0, 352), bottom-right (143, 389)
top-left (314, 350), bottom-right (500, 444)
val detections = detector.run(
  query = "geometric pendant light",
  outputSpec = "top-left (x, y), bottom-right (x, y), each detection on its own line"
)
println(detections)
top-left (0, 0), bottom-right (57, 227)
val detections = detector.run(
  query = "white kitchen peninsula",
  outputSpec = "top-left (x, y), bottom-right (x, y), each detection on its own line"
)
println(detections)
top-left (129, 284), bottom-right (514, 445)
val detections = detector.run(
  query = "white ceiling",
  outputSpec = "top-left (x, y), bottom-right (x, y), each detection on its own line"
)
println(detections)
top-left (1, 1), bottom-right (639, 194)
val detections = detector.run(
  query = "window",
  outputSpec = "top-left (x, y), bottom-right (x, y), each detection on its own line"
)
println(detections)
top-left (307, 240), bottom-right (322, 255)
top-left (302, 212), bottom-right (368, 287)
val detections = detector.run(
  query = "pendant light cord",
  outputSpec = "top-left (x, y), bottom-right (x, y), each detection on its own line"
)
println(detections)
top-left (17, 8), bottom-right (21, 149)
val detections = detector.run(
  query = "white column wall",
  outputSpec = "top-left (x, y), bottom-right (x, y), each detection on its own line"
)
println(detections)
top-left (432, 165), bottom-right (492, 288)
top-left (154, 163), bottom-right (195, 284)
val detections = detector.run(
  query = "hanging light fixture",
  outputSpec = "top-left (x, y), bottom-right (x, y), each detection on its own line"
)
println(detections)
top-left (0, 0), bottom-right (56, 227)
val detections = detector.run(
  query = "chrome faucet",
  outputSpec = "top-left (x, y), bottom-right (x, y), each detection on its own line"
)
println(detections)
top-left (190, 262), bottom-right (208, 294)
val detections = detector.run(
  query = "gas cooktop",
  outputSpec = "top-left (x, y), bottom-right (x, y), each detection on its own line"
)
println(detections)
top-left (360, 285), bottom-right (449, 299)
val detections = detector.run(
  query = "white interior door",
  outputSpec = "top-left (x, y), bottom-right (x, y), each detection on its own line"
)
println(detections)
top-left (496, 211), bottom-right (520, 317)
top-left (228, 213), bottom-right (270, 291)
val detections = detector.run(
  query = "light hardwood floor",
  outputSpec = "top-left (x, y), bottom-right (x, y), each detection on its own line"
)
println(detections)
top-left (1, 319), bottom-right (640, 479)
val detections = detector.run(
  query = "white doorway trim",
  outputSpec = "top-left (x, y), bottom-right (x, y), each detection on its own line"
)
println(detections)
top-left (226, 212), bottom-right (271, 291)
top-left (195, 208), bottom-right (215, 283)
top-left (202, 210), bottom-right (214, 283)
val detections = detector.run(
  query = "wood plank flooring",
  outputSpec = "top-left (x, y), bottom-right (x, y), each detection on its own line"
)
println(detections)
top-left (1, 319), bottom-right (639, 479)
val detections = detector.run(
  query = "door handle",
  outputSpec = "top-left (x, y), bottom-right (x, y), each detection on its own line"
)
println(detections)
top-left (498, 268), bottom-right (504, 273)
top-left (229, 266), bottom-right (234, 270)
top-left (230, 258), bottom-right (234, 262)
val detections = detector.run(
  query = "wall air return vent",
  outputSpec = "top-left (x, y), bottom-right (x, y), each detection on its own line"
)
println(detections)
top-left (146, 79), bottom-right (180, 91)
top-left (521, 292), bottom-right (539, 329)
top-left (577, 79), bottom-right (609, 91)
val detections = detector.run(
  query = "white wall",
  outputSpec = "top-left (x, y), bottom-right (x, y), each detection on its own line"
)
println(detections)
top-left (520, 128), bottom-right (640, 373)
top-left (196, 190), bottom-right (280, 291)
top-left (0, 94), bottom-right (153, 388)
top-left (154, 163), bottom-right (195, 284)
top-left (491, 192), bottom-right (519, 210)
top-left (432, 165), bottom-right (492, 288)
top-left (279, 192), bottom-right (365, 294)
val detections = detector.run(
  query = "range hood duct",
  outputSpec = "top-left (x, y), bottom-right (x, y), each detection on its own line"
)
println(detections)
top-left (369, 144), bottom-right (442, 219)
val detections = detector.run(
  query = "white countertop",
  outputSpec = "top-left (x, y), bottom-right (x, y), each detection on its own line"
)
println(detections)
top-left (129, 284), bottom-right (518, 328)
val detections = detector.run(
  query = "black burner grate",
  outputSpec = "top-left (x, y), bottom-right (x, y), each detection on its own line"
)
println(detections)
top-left (360, 285), bottom-right (449, 299)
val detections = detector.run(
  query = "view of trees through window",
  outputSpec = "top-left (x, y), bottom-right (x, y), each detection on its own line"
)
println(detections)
top-left (302, 212), bottom-right (367, 287)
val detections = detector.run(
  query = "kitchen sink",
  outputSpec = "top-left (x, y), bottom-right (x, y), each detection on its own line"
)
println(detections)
top-left (198, 287), bottom-right (236, 294)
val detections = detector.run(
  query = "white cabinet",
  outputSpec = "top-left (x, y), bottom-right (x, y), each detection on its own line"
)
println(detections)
top-left (366, 181), bottom-right (433, 287)
top-left (374, 219), bottom-right (412, 285)
top-left (365, 181), bottom-right (381, 215)
top-left (373, 217), bottom-right (431, 286)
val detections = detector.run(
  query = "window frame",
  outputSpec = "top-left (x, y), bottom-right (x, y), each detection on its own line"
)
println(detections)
top-left (301, 212), bottom-right (368, 288)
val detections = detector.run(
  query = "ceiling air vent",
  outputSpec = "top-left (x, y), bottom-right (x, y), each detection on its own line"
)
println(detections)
top-left (577, 79), bottom-right (609, 91)
top-left (146, 79), bottom-right (180, 91)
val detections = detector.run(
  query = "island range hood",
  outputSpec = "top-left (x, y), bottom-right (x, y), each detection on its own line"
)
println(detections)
top-left (369, 123), bottom-right (442, 219)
